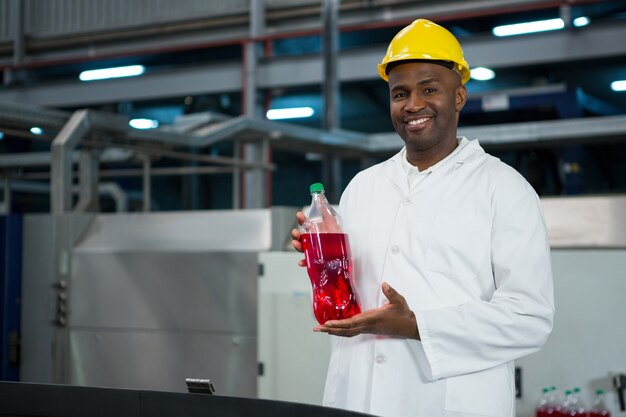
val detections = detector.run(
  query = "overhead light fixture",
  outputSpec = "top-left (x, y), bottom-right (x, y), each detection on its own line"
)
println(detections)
top-left (0, 131), bottom-right (4, 140)
top-left (492, 18), bottom-right (564, 37)
top-left (573, 16), bottom-right (590, 27)
top-left (266, 107), bottom-right (314, 120)
top-left (470, 67), bottom-right (495, 81)
top-left (30, 127), bottom-right (43, 135)
top-left (79, 65), bottom-right (145, 82)
top-left (129, 118), bottom-right (159, 129)
top-left (611, 80), bottom-right (626, 92)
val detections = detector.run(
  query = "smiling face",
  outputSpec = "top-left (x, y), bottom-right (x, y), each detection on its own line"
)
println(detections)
top-left (388, 61), bottom-right (467, 170)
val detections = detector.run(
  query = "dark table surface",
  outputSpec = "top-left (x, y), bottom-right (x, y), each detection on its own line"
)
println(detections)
top-left (0, 381), bottom-right (374, 417)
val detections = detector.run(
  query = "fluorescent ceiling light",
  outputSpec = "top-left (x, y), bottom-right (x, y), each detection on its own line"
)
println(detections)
top-left (79, 65), bottom-right (145, 81)
top-left (573, 16), bottom-right (590, 27)
top-left (30, 127), bottom-right (43, 135)
top-left (470, 67), bottom-right (495, 81)
top-left (493, 18), bottom-right (564, 37)
top-left (129, 118), bottom-right (159, 129)
top-left (611, 80), bottom-right (626, 92)
top-left (266, 107), bottom-right (314, 120)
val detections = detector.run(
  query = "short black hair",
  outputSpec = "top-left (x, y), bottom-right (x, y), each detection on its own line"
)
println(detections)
top-left (385, 59), bottom-right (455, 76)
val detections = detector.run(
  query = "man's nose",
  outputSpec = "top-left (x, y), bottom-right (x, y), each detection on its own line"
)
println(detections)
top-left (405, 92), bottom-right (425, 111)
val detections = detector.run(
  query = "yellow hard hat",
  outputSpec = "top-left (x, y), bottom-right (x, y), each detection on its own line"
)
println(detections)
top-left (378, 19), bottom-right (471, 84)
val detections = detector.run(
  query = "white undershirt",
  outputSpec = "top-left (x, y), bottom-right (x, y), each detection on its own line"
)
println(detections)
top-left (400, 137), bottom-right (469, 189)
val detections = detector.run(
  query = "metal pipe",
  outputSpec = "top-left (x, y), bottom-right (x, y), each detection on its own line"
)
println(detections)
top-left (244, 0), bottom-right (264, 118)
top-left (322, 0), bottom-right (340, 131)
top-left (262, 137), bottom-right (272, 208)
top-left (232, 141), bottom-right (241, 209)
top-left (241, 0), bottom-right (267, 209)
top-left (322, 0), bottom-right (342, 202)
top-left (142, 156), bottom-right (151, 212)
top-left (1, 175), bottom-right (10, 214)
top-left (81, 140), bottom-right (275, 170)
top-left (0, 180), bottom-right (129, 212)
top-left (12, 0), bottom-right (24, 66)
top-left (51, 110), bottom-right (91, 214)
top-left (16, 165), bottom-right (235, 180)
top-left (73, 148), bottom-right (100, 212)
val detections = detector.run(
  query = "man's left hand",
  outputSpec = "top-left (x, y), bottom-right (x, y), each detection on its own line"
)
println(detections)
top-left (314, 282), bottom-right (420, 340)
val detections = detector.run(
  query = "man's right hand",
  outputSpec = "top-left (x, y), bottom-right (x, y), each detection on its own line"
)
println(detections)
top-left (291, 211), bottom-right (306, 267)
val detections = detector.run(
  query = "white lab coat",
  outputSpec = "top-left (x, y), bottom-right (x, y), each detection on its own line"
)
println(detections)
top-left (323, 138), bottom-right (554, 417)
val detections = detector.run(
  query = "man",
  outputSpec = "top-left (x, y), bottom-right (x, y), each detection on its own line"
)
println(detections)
top-left (292, 19), bottom-right (554, 417)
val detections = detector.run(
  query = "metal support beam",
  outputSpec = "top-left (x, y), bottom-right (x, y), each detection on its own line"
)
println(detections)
top-left (244, 0), bottom-right (264, 118)
top-left (322, 0), bottom-right (340, 131)
top-left (50, 110), bottom-right (91, 214)
top-left (74, 148), bottom-right (100, 212)
top-left (4, 0), bottom-right (24, 86)
top-left (242, 0), bottom-right (267, 209)
top-left (321, 0), bottom-right (342, 202)
top-left (142, 156), bottom-right (151, 212)
top-left (1, 175), bottom-right (10, 214)
top-left (241, 139), bottom-right (267, 209)
top-left (13, 0), bottom-right (24, 66)
top-left (232, 140), bottom-right (241, 209)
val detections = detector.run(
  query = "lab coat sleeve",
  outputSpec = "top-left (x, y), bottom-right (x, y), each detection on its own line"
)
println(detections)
top-left (411, 178), bottom-right (555, 381)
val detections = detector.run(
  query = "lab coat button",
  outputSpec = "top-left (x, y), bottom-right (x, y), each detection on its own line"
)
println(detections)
top-left (390, 245), bottom-right (399, 254)
top-left (402, 198), bottom-right (412, 205)
top-left (375, 354), bottom-right (385, 364)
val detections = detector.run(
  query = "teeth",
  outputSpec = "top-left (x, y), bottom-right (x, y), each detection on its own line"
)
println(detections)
top-left (408, 117), bottom-right (429, 125)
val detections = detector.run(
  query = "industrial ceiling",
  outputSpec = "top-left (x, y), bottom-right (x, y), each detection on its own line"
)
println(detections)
top-left (1, 0), bottom-right (626, 210)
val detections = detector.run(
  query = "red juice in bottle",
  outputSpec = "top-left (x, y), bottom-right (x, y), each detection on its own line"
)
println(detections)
top-left (300, 183), bottom-right (361, 325)
top-left (301, 232), bottom-right (361, 324)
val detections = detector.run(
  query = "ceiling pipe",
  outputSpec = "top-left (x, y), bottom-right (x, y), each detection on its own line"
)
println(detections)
top-left (0, 0), bottom-right (605, 72)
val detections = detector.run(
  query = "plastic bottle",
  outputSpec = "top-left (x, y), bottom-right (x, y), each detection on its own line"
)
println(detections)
top-left (300, 183), bottom-right (361, 325)
top-left (570, 387), bottom-right (587, 416)
top-left (551, 386), bottom-right (563, 416)
top-left (589, 390), bottom-right (611, 417)
top-left (536, 387), bottom-right (552, 417)
top-left (557, 390), bottom-right (573, 417)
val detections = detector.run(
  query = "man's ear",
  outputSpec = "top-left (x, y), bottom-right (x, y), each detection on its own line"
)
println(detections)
top-left (455, 85), bottom-right (467, 112)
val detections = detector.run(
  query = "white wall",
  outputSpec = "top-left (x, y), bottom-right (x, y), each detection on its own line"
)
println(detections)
top-left (516, 249), bottom-right (626, 417)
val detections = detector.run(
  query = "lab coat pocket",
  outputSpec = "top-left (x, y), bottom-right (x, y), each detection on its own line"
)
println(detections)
top-left (444, 363), bottom-right (514, 417)
top-left (426, 213), bottom-right (490, 279)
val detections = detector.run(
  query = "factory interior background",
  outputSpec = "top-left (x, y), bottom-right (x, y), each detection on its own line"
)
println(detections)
top-left (1, 1), bottom-right (626, 416)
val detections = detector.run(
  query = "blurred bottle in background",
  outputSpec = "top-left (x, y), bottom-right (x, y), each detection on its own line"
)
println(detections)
top-left (551, 386), bottom-right (564, 416)
top-left (536, 387), bottom-right (553, 417)
top-left (557, 389), bottom-right (573, 417)
top-left (588, 389), bottom-right (611, 417)
top-left (570, 387), bottom-right (588, 416)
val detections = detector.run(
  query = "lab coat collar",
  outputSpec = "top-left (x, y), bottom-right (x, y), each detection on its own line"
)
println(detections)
top-left (385, 137), bottom-right (484, 193)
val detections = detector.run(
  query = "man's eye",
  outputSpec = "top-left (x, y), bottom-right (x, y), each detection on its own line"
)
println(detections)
top-left (393, 92), bottom-right (407, 99)
top-left (424, 88), bottom-right (437, 94)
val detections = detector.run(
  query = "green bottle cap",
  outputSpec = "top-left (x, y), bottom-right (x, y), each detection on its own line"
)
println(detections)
top-left (310, 183), bottom-right (325, 193)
